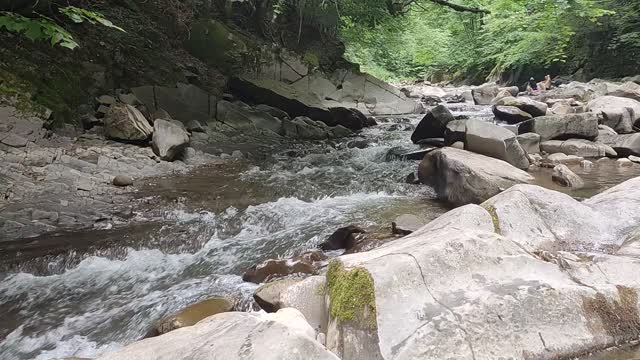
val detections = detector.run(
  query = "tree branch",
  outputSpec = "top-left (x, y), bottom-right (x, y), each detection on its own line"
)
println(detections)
top-left (427, 0), bottom-right (489, 14)
top-left (391, 0), bottom-right (489, 15)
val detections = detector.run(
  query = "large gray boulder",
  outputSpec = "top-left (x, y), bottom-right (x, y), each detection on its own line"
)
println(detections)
top-left (597, 133), bottom-right (640, 157)
top-left (494, 96), bottom-right (548, 117)
top-left (472, 84), bottom-right (500, 105)
top-left (518, 113), bottom-right (599, 141)
top-left (606, 81), bottom-right (640, 102)
top-left (464, 120), bottom-right (529, 169)
top-left (282, 117), bottom-right (329, 140)
top-left (326, 178), bottom-right (640, 360)
top-left (492, 105), bottom-right (532, 124)
top-left (152, 119), bottom-right (190, 161)
top-left (587, 96), bottom-right (640, 134)
top-left (418, 147), bottom-right (534, 206)
top-left (410, 105), bottom-right (455, 143)
top-left (104, 104), bottom-right (153, 141)
top-left (541, 139), bottom-right (617, 158)
top-left (98, 309), bottom-right (338, 360)
top-left (516, 133), bottom-right (541, 154)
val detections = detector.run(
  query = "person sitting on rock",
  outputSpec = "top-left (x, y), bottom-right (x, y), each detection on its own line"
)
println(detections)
top-left (526, 77), bottom-right (540, 95)
top-left (538, 74), bottom-right (552, 91)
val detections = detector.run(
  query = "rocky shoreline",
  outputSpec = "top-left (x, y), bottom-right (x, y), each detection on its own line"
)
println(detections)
top-left (4, 75), bottom-right (640, 360)
top-left (75, 76), bottom-right (640, 360)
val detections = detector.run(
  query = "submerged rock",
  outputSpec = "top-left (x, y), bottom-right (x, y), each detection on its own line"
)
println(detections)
top-left (391, 214), bottom-right (423, 235)
top-left (243, 258), bottom-right (315, 284)
top-left (147, 297), bottom-right (233, 337)
top-left (418, 147), bottom-right (534, 206)
top-left (318, 225), bottom-right (366, 251)
top-left (552, 164), bottom-right (584, 188)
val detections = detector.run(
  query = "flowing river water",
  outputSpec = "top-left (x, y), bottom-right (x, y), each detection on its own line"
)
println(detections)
top-left (2, 104), bottom-right (640, 360)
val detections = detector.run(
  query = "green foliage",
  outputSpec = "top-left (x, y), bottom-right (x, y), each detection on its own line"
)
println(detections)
top-left (0, 12), bottom-right (78, 49)
top-left (59, 6), bottom-right (125, 32)
top-left (0, 6), bottom-right (124, 50)
top-left (339, 0), bottom-right (629, 83)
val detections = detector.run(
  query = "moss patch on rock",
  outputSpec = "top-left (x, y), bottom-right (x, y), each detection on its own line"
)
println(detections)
top-left (326, 259), bottom-right (377, 329)
top-left (483, 204), bottom-right (502, 235)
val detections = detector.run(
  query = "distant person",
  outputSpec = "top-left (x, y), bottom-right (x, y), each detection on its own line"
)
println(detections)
top-left (538, 74), bottom-right (552, 91)
top-left (527, 77), bottom-right (540, 95)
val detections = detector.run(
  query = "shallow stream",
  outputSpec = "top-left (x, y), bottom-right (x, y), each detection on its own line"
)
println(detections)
top-left (1, 105), bottom-right (639, 359)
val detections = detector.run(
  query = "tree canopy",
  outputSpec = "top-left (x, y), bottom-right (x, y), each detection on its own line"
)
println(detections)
top-left (339, 0), bottom-right (638, 83)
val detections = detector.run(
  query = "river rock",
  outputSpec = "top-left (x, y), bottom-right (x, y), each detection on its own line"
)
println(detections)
top-left (328, 107), bottom-right (369, 131)
top-left (541, 139), bottom-right (617, 158)
top-left (186, 120), bottom-right (205, 133)
top-left (598, 124), bottom-right (618, 136)
top-left (391, 214), bottom-right (423, 235)
top-left (216, 100), bottom-right (283, 135)
top-left (518, 113), bottom-right (599, 141)
top-left (617, 158), bottom-right (633, 167)
top-left (444, 119), bottom-right (467, 145)
top-left (472, 84), bottom-right (499, 105)
top-left (597, 133), bottom-right (640, 157)
top-left (96, 95), bottom-right (116, 105)
top-left (318, 225), bottom-right (366, 251)
top-left (587, 96), bottom-right (640, 134)
top-left (148, 297), bottom-right (234, 337)
top-left (112, 175), bottom-right (133, 187)
top-left (278, 276), bottom-right (328, 333)
top-left (243, 258), bottom-right (315, 284)
top-left (629, 155), bottom-right (640, 164)
top-left (282, 117), bottom-right (328, 140)
top-left (418, 148), bottom-right (534, 206)
top-left (495, 96), bottom-right (548, 117)
top-left (492, 105), bottom-right (532, 124)
top-left (464, 120), bottom-right (529, 169)
top-left (552, 164), bottom-right (584, 188)
top-left (606, 81), bottom-right (640, 102)
top-left (544, 153), bottom-right (584, 166)
top-left (411, 105), bottom-right (455, 143)
top-left (99, 309), bottom-right (339, 360)
top-left (152, 119), bottom-right (190, 161)
top-left (490, 89), bottom-right (513, 104)
top-left (104, 104), bottom-right (153, 141)
top-left (254, 278), bottom-right (302, 313)
top-left (255, 104), bottom-right (290, 119)
top-left (516, 133), bottom-right (541, 154)
top-left (327, 177), bottom-right (640, 360)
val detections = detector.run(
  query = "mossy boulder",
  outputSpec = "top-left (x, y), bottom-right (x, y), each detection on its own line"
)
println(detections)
top-left (326, 259), bottom-right (377, 329)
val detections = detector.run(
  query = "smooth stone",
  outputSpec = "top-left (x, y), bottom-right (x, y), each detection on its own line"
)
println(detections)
top-left (148, 297), bottom-right (234, 337)
top-left (552, 164), bottom-right (584, 188)
top-left (391, 214), bottom-right (423, 235)
top-left (112, 175), bottom-right (134, 187)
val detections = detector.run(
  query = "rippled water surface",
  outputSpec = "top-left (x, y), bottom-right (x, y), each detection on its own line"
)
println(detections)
top-left (1, 104), bottom-right (640, 360)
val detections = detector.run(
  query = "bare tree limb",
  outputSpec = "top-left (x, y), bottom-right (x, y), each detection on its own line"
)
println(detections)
top-left (389, 0), bottom-right (489, 15)
top-left (428, 0), bottom-right (489, 14)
